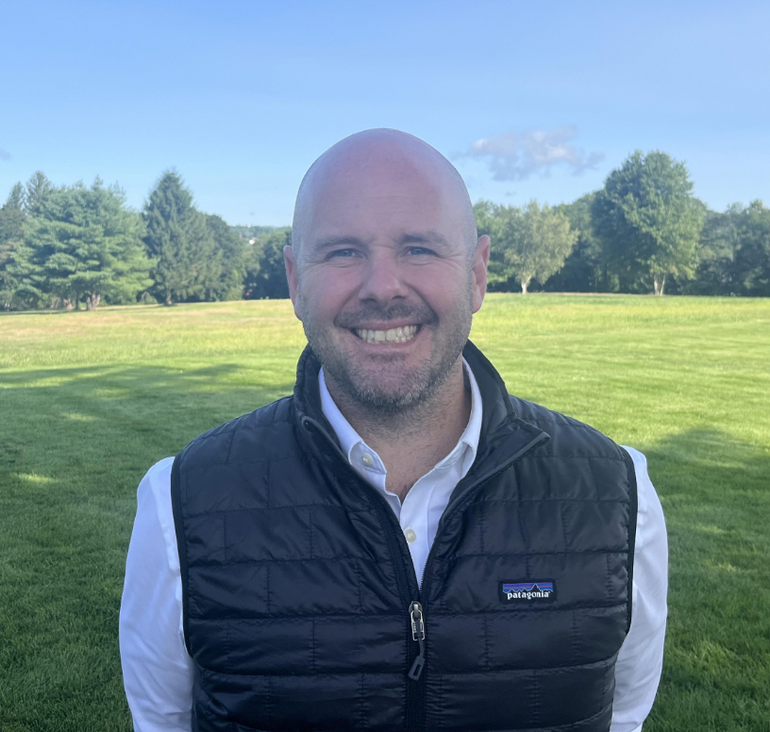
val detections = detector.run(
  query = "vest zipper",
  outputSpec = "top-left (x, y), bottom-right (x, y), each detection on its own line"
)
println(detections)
top-left (412, 430), bottom-right (549, 731)
top-left (407, 601), bottom-right (426, 681)
top-left (301, 416), bottom-right (424, 728)
top-left (302, 413), bottom-right (548, 732)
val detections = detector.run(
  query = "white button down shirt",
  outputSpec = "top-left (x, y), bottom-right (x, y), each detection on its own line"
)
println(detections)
top-left (319, 363), bottom-right (484, 587)
top-left (120, 363), bottom-right (667, 732)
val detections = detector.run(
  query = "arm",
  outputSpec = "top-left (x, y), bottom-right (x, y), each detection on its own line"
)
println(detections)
top-left (119, 458), bottom-right (194, 732)
top-left (610, 447), bottom-right (668, 732)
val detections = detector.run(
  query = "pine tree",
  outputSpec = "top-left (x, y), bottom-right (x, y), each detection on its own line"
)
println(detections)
top-left (204, 214), bottom-right (246, 301)
top-left (19, 179), bottom-right (152, 309)
top-left (143, 171), bottom-right (216, 305)
top-left (0, 183), bottom-right (27, 308)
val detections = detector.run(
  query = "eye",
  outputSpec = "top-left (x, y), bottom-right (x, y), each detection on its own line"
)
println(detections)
top-left (327, 248), bottom-right (360, 260)
top-left (405, 246), bottom-right (435, 257)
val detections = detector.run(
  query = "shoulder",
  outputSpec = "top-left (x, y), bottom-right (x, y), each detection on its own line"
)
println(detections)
top-left (177, 395), bottom-right (296, 471)
top-left (509, 394), bottom-right (626, 461)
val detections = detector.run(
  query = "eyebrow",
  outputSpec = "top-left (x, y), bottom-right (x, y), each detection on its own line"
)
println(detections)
top-left (399, 230), bottom-right (450, 248)
top-left (310, 235), bottom-right (370, 252)
top-left (309, 230), bottom-right (450, 252)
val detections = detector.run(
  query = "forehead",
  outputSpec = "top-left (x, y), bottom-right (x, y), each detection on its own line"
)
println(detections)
top-left (302, 153), bottom-right (465, 243)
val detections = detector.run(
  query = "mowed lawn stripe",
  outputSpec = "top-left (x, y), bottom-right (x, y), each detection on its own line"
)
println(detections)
top-left (1, 295), bottom-right (768, 731)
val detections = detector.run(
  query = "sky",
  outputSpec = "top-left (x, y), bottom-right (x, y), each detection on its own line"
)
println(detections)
top-left (1, 0), bottom-right (768, 226)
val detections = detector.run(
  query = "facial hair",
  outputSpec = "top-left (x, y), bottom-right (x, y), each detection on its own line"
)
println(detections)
top-left (300, 282), bottom-right (474, 417)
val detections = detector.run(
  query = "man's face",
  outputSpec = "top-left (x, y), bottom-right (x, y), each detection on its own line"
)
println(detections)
top-left (286, 155), bottom-right (488, 413)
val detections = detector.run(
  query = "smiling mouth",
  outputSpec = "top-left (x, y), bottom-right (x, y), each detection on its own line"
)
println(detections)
top-left (353, 325), bottom-right (419, 344)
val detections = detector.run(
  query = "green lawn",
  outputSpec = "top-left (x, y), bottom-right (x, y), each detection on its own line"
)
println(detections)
top-left (1, 294), bottom-right (769, 731)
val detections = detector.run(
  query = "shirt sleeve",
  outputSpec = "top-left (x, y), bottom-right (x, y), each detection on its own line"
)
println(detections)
top-left (610, 447), bottom-right (668, 732)
top-left (119, 457), bottom-right (194, 732)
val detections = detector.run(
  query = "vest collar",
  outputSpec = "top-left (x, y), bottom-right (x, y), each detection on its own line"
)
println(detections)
top-left (292, 340), bottom-right (550, 487)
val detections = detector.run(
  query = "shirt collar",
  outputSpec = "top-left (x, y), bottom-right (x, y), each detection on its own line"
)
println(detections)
top-left (318, 358), bottom-right (483, 473)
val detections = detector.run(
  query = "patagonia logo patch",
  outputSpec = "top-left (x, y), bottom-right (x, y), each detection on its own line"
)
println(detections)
top-left (500, 581), bottom-right (556, 602)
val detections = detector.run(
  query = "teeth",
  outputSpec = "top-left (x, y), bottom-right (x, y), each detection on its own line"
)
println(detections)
top-left (355, 325), bottom-right (418, 344)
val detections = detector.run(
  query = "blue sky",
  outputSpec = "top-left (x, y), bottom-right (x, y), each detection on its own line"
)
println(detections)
top-left (2, 0), bottom-right (768, 226)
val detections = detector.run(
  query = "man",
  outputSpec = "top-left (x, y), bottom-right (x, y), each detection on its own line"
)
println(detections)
top-left (120, 129), bottom-right (667, 732)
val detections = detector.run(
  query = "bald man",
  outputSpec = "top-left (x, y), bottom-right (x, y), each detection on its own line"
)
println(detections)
top-left (120, 130), bottom-right (667, 732)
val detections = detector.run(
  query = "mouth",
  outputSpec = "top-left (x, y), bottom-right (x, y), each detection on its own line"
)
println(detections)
top-left (353, 324), bottom-right (420, 344)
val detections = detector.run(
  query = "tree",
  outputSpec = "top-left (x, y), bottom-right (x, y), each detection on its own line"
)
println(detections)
top-left (733, 200), bottom-right (770, 296)
top-left (23, 171), bottom-right (53, 216)
top-left (501, 200), bottom-right (578, 294)
top-left (546, 193), bottom-right (619, 293)
top-left (0, 183), bottom-right (27, 308)
top-left (684, 206), bottom-right (742, 296)
top-left (204, 214), bottom-right (246, 301)
top-left (243, 228), bottom-right (291, 299)
top-left (592, 151), bottom-right (704, 295)
top-left (473, 201), bottom-right (512, 289)
top-left (143, 171), bottom-right (217, 305)
top-left (18, 179), bottom-right (152, 309)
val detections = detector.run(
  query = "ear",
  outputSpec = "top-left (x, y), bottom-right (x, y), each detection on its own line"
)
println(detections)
top-left (471, 235), bottom-right (490, 313)
top-left (284, 245), bottom-right (302, 320)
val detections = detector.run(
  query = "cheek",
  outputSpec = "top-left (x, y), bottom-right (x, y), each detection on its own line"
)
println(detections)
top-left (299, 273), bottom-right (353, 319)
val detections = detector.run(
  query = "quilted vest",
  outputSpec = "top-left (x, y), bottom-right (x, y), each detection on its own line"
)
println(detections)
top-left (172, 341), bottom-right (637, 732)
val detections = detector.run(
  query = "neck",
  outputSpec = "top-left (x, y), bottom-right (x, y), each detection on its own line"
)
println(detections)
top-left (326, 360), bottom-right (472, 500)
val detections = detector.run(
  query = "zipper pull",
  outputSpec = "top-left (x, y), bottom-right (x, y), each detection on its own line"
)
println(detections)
top-left (408, 601), bottom-right (426, 681)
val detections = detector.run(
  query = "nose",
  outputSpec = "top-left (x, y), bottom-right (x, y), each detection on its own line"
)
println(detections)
top-left (357, 250), bottom-right (409, 306)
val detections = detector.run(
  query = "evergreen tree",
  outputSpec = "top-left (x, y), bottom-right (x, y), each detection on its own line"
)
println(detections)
top-left (18, 179), bottom-right (152, 309)
top-left (23, 171), bottom-right (53, 216)
top-left (143, 171), bottom-right (217, 305)
top-left (243, 228), bottom-right (291, 299)
top-left (204, 214), bottom-right (246, 301)
top-left (0, 183), bottom-right (27, 308)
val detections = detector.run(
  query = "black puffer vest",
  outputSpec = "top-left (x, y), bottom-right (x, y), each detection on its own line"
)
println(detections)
top-left (172, 342), bottom-right (637, 732)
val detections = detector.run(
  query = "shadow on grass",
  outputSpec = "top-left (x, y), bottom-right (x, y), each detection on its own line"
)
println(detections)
top-left (0, 360), bottom-right (299, 731)
top-left (2, 366), bottom-right (295, 510)
top-left (643, 429), bottom-right (770, 731)
top-left (2, 377), bottom-right (769, 730)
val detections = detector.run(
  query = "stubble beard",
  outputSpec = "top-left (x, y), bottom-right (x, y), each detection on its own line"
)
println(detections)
top-left (301, 294), bottom-right (473, 418)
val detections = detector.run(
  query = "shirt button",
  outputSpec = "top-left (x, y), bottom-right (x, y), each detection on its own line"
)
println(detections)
top-left (404, 528), bottom-right (417, 543)
top-left (361, 453), bottom-right (374, 468)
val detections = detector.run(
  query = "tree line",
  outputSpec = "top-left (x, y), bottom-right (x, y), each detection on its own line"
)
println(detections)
top-left (477, 151), bottom-right (769, 297)
top-left (1, 152), bottom-right (768, 311)
top-left (0, 171), bottom-right (290, 310)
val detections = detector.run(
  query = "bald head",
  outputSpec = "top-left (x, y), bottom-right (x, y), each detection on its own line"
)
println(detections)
top-left (291, 129), bottom-right (478, 263)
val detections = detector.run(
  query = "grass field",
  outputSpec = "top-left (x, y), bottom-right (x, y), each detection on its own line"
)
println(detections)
top-left (1, 294), bottom-right (769, 732)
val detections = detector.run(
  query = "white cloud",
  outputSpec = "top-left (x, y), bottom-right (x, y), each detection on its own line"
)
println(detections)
top-left (459, 127), bottom-right (603, 181)
top-left (0, 148), bottom-right (10, 162)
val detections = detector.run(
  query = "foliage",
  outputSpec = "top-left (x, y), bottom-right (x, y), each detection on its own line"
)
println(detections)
top-left (23, 171), bottom-right (53, 217)
top-left (1, 152), bottom-right (768, 304)
top-left (142, 171), bottom-right (218, 305)
top-left (684, 206), bottom-right (743, 296)
top-left (243, 227), bottom-right (292, 299)
top-left (475, 200), bottom-right (578, 293)
top-left (485, 200), bottom-right (578, 294)
top-left (592, 151), bottom-right (705, 295)
top-left (0, 184), bottom-right (27, 308)
top-left (546, 193), bottom-right (619, 293)
top-left (732, 201), bottom-right (770, 296)
top-left (203, 214), bottom-right (246, 301)
top-left (5, 178), bottom-right (152, 310)
top-left (473, 201), bottom-right (510, 288)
